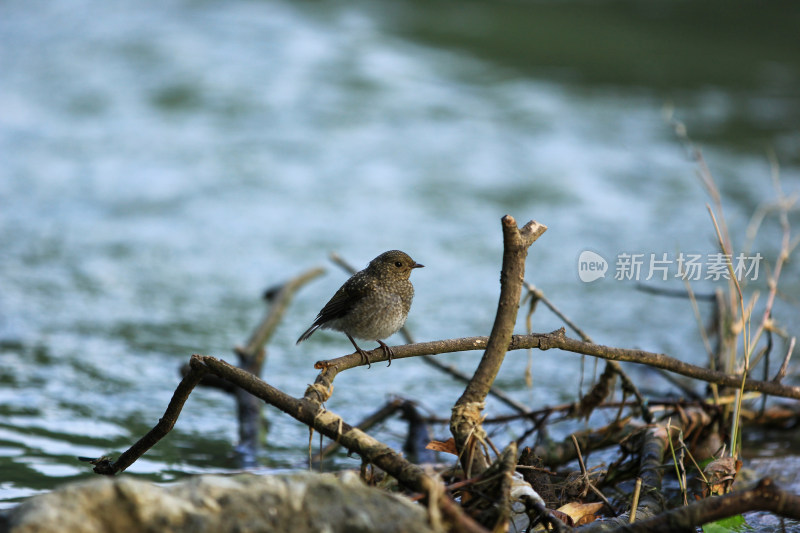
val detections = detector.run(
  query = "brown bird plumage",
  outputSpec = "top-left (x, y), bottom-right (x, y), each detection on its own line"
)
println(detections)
top-left (297, 250), bottom-right (423, 367)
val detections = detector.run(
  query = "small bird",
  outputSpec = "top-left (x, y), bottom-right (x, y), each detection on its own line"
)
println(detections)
top-left (297, 250), bottom-right (423, 368)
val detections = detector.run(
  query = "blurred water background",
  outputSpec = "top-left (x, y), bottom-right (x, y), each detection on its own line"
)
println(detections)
top-left (1, 0), bottom-right (799, 519)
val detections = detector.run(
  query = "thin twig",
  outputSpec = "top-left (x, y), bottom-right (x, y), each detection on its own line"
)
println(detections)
top-left (634, 284), bottom-right (716, 302)
top-left (525, 283), bottom-right (593, 343)
top-left (525, 284), bottom-right (653, 422)
top-left (630, 477), bottom-right (642, 523)
top-left (570, 434), bottom-right (590, 498)
top-left (773, 336), bottom-right (796, 383)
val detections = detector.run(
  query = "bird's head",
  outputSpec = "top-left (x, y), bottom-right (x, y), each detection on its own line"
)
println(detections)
top-left (369, 250), bottom-right (424, 280)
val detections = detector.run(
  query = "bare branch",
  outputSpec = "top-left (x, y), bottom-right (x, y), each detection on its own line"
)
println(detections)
top-left (87, 357), bottom-right (209, 475)
top-left (450, 216), bottom-right (546, 479)
top-left (773, 336), bottom-right (796, 382)
top-left (237, 266), bottom-right (325, 368)
top-left (457, 217), bottom-right (547, 407)
top-left (313, 330), bottom-right (800, 401)
top-left (193, 355), bottom-right (488, 533)
top-left (581, 478), bottom-right (800, 532)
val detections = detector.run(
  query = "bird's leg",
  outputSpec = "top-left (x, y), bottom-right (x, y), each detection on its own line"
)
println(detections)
top-left (376, 340), bottom-right (394, 367)
top-left (345, 333), bottom-right (371, 369)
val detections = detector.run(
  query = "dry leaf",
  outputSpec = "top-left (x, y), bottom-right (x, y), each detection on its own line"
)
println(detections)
top-left (426, 438), bottom-right (458, 455)
top-left (549, 509), bottom-right (574, 527)
top-left (556, 502), bottom-right (603, 525)
top-left (703, 456), bottom-right (741, 496)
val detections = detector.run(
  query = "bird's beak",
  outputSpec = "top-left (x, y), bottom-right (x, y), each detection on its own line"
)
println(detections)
top-left (412, 262), bottom-right (424, 269)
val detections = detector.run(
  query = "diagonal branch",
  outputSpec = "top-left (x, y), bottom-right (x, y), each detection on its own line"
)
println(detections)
top-left (87, 357), bottom-right (209, 475)
top-left (193, 355), bottom-right (490, 533)
top-left (85, 353), bottom-right (489, 533)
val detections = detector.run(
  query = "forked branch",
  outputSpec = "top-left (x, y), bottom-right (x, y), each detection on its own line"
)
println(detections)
top-left (451, 216), bottom-right (546, 481)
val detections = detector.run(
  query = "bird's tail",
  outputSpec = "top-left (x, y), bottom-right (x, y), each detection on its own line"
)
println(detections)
top-left (296, 323), bottom-right (321, 344)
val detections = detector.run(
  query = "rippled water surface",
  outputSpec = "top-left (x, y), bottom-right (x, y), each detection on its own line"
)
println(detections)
top-left (1, 0), bottom-right (799, 524)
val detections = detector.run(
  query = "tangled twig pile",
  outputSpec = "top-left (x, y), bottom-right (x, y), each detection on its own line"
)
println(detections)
top-left (82, 215), bottom-right (800, 532)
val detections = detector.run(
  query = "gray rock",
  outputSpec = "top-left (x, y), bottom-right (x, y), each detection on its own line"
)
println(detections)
top-left (3, 472), bottom-right (440, 533)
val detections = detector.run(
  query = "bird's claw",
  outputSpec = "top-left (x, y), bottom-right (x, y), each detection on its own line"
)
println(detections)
top-left (357, 348), bottom-right (372, 369)
top-left (377, 340), bottom-right (394, 367)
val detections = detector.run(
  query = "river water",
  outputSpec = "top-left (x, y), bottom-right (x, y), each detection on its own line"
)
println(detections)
top-left (1, 0), bottom-right (799, 521)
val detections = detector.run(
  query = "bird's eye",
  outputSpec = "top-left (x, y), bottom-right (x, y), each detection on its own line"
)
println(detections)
top-left (395, 261), bottom-right (403, 267)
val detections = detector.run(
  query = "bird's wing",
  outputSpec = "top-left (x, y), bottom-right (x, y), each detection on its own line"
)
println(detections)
top-left (313, 276), bottom-right (372, 325)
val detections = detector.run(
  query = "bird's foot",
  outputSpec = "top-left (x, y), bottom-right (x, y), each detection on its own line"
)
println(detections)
top-left (345, 333), bottom-right (372, 369)
top-left (376, 340), bottom-right (394, 367)
top-left (356, 348), bottom-right (372, 369)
